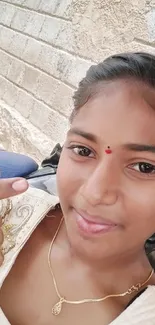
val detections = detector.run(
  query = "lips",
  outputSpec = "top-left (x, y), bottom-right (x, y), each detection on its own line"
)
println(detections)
top-left (74, 209), bottom-right (118, 235)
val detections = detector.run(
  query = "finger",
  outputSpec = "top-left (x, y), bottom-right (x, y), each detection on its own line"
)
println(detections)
top-left (0, 178), bottom-right (29, 199)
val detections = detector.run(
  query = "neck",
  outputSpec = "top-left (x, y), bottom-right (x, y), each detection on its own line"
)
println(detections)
top-left (69, 242), bottom-right (152, 286)
top-left (73, 249), bottom-right (153, 294)
top-left (72, 245), bottom-right (151, 273)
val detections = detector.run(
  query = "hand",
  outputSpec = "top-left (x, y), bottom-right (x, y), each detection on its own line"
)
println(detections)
top-left (0, 178), bottom-right (29, 266)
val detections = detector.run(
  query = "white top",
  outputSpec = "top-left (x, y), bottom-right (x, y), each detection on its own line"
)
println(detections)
top-left (0, 187), bottom-right (155, 325)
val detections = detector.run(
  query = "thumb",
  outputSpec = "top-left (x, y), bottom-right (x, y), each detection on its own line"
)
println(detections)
top-left (0, 178), bottom-right (29, 199)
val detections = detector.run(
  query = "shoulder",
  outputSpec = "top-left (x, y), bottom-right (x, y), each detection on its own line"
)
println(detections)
top-left (0, 187), bottom-right (59, 287)
top-left (113, 285), bottom-right (155, 325)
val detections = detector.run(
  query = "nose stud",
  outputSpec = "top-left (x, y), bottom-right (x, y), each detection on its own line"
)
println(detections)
top-left (105, 146), bottom-right (112, 154)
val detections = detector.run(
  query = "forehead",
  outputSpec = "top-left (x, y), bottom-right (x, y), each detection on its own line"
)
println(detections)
top-left (71, 80), bottom-right (155, 145)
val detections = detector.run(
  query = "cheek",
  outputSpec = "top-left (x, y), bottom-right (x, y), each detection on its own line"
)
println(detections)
top-left (57, 150), bottom-right (92, 195)
top-left (125, 183), bottom-right (155, 235)
top-left (56, 151), bottom-right (82, 200)
top-left (130, 184), bottom-right (155, 212)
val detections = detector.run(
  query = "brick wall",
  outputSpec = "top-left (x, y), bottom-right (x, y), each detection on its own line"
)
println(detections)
top-left (0, 0), bottom-right (155, 161)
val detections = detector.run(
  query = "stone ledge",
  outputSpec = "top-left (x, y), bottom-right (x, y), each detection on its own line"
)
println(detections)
top-left (0, 100), bottom-right (57, 163)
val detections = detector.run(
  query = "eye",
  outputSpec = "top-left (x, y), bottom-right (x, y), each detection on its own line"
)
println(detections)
top-left (68, 145), bottom-right (94, 157)
top-left (130, 162), bottom-right (155, 174)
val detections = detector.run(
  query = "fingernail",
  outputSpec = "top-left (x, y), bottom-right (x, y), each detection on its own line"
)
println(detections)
top-left (12, 180), bottom-right (27, 191)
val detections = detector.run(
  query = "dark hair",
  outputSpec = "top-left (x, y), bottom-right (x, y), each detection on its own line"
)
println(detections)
top-left (71, 52), bottom-right (155, 121)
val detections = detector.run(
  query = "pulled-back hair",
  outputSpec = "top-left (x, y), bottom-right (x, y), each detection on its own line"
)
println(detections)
top-left (71, 52), bottom-right (155, 121)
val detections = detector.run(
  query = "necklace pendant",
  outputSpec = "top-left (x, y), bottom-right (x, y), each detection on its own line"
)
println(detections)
top-left (52, 298), bottom-right (64, 316)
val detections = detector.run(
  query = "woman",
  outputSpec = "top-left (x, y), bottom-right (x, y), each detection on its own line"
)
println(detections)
top-left (0, 52), bottom-right (155, 325)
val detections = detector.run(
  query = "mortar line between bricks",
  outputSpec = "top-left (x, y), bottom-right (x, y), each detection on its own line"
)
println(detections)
top-left (0, 72), bottom-right (69, 120)
top-left (0, 23), bottom-right (94, 64)
top-left (134, 37), bottom-right (155, 48)
top-left (0, 0), bottom-right (72, 22)
top-left (0, 46), bottom-right (76, 90)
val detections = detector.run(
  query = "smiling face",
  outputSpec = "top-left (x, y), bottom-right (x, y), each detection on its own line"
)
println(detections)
top-left (57, 79), bottom-right (155, 262)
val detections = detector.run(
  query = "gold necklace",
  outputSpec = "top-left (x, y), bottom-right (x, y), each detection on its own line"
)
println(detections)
top-left (48, 218), bottom-right (154, 316)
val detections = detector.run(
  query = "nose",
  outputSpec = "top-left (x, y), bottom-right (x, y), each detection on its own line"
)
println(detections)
top-left (80, 163), bottom-right (119, 206)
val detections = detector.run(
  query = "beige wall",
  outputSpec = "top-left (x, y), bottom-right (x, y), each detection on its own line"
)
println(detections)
top-left (0, 0), bottom-right (155, 161)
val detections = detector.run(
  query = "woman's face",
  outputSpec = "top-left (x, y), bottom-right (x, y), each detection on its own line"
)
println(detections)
top-left (57, 80), bottom-right (155, 261)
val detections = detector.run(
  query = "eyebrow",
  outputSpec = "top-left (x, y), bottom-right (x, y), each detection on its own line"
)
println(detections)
top-left (68, 129), bottom-right (155, 154)
top-left (123, 143), bottom-right (155, 153)
top-left (68, 128), bottom-right (97, 143)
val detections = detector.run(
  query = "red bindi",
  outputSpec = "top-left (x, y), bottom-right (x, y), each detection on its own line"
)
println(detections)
top-left (105, 146), bottom-right (112, 154)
